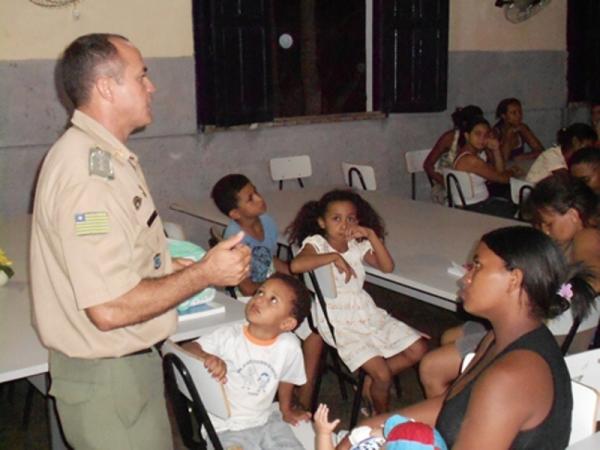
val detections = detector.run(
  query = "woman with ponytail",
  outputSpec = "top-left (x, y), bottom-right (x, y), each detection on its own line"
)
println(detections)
top-left (424, 105), bottom-right (484, 187)
top-left (337, 226), bottom-right (596, 450)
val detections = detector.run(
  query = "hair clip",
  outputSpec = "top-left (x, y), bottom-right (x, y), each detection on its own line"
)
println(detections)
top-left (557, 282), bottom-right (573, 302)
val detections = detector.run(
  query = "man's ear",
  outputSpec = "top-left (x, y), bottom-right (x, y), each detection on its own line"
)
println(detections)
top-left (229, 208), bottom-right (241, 221)
top-left (94, 76), bottom-right (114, 102)
top-left (280, 317), bottom-right (297, 333)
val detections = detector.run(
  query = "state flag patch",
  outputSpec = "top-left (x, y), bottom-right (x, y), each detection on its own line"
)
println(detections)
top-left (75, 212), bottom-right (110, 236)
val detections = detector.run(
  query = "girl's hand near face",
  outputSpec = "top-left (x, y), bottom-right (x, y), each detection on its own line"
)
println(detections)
top-left (346, 224), bottom-right (373, 241)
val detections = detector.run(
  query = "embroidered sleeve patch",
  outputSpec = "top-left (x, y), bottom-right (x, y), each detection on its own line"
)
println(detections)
top-left (75, 212), bottom-right (110, 236)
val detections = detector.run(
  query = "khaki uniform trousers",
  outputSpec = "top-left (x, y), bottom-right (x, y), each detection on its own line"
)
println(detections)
top-left (49, 349), bottom-right (173, 450)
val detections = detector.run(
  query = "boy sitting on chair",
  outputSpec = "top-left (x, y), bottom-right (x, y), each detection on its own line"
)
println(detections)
top-left (211, 173), bottom-right (324, 410)
top-left (183, 273), bottom-right (313, 449)
top-left (211, 174), bottom-right (289, 296)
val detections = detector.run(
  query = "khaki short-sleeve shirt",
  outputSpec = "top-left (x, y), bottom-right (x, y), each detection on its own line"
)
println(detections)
top-left (30, 110), bottom-right (177, 358)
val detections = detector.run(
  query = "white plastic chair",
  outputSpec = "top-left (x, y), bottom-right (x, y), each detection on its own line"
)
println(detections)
top-left (341, 162), bottom-right (377, 191)
top-left (269, 155), bottom-right (312, 190)
top-left (565, 347), bottom-right (600, 421)
top-left (510, 177), bottom-right (534, 220)
top-left (570, 380), bottom-right (599, 446)
top-left (404, 149), bottom-right (431, 200)
top-left (442, 168), bottom-right (477, 208)
top-left (163, 221), bottom-right (186, 240)
top-left (509, 177), bottom-right (534, 205)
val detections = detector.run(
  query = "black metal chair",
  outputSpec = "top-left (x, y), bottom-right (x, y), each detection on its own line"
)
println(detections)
top-left (304, 266), bottom-right (402, 429)
top-left (163, 353), bottom-right (223, 450)
top-left (304, 269), bottom-right (367, 429)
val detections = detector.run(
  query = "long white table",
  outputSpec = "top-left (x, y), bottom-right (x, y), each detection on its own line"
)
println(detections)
top-left (171, 187), bottom-right (520, 311)
top-left (0, 216), bottom-right (245, 448)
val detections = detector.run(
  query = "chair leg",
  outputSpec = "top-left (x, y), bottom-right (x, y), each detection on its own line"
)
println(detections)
top-left (329, 349), bottom-right (349, 400)
top-left (411, 174), bottom-right (416, 200)
top-left (279, 180), bottom-right (283, 190)
top-left (310, 348), bottom-right (328, 413)
top-left (298, 178), bottom-right (304, 188)
top-left (393, 375), bottom-right (402, 400)
top-left (22, 383), bottom-right (37, 428)
top-left (349, 369), bottom-right (367, 430)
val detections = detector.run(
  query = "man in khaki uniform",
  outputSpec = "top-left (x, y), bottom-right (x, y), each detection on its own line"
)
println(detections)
top-left (30, 33), bottom-right (251, 449)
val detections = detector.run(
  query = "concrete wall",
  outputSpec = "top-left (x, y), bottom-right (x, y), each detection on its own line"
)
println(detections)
top-left (0, 0), bottom-right (579, 243)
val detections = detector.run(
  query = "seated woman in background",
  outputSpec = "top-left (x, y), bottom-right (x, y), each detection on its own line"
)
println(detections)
top-left (569, 146), bottom-right (600, 195)
top-left (452, 116), bottom-right (517, 218)
top-left (424, 105), bottom-right (483, 201)
top-left (493, 97), bottom-right (544, 162)
top-left (523, 174), bottom-right (600, 294)
top-left (526, 123), bottom-right (597, 184)
top-left (337, 226), bottom-right (596, 450)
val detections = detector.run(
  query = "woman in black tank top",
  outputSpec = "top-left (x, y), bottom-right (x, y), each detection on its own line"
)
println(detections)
top-left (335, 226), bottom-right (595, 450)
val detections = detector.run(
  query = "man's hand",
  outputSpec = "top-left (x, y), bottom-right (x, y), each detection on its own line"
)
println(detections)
top-left (281, 406), bottom-right (312, 426)
top-left (198, 231), bottom-right (251, 287)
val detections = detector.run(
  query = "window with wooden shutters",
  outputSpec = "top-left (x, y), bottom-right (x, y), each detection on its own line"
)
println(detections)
top-left (192, 0), bottom-right (449, 128)
top-left (381, 0), bottom-right (449, 113)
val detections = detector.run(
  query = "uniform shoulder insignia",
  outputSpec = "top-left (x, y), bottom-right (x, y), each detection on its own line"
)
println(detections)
top-left (89, 146), bottom-right (115, 180)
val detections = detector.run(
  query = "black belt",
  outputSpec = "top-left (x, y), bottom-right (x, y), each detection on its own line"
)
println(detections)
top-left (126, 339), bottom-right (166, 357)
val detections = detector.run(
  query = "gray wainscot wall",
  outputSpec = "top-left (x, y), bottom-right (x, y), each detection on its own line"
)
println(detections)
top-left (1, 49), bottom-right (586, 245)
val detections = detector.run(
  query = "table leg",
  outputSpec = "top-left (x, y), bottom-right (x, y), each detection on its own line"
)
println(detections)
top-left (27, 374), bottom-right (69, 450)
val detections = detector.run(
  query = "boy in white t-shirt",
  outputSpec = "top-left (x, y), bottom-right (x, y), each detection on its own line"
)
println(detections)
top-left (183, 273), bottom-right (313, 449)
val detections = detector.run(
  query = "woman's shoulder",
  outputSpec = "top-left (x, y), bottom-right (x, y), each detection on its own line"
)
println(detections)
top-left (574, 227), bottom-right (600, 248)
top-left (476, 348), bottom-right (550, 397)
top-left (454, 150), bottom-right (481, 168)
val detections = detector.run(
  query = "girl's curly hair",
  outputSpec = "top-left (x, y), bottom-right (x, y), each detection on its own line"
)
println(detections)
top-left (285, 189), bottom-right (385, 246)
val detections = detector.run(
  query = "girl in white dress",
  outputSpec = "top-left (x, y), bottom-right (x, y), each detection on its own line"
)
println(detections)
top-left (287, 189), bottom-right (428, 414)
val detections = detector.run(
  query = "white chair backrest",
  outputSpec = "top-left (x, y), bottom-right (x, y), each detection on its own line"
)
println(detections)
top-left (162, 340), bottom-right (231, 419)
top-left (442, 168), bottom-right (475, 206)
top-left (269, 155), bottom-right (312, 182)
top-left (565, 347), bottom-right (600, 427)
top-left (404, 149), bottom-right (430, 174)
top-left (565, 348), bottom-right (600, 388)
top-left (509, 177), bottom-right (534, 205)
top-left (570, 379), bottom-right (599, 445)
top-left (163, 221), bottom-right (186, 240)
top-left (341, 162), bottom-right (377, 191)
top-left (290, 244), bottom-right (337, 299)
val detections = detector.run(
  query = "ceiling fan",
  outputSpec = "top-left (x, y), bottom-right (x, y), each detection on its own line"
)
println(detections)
top-left (495, 0), bottom-right (552, 24)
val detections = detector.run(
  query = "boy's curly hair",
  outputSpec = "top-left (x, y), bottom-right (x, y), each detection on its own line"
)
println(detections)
top-left (285, 189), bottom-right (385, 246)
